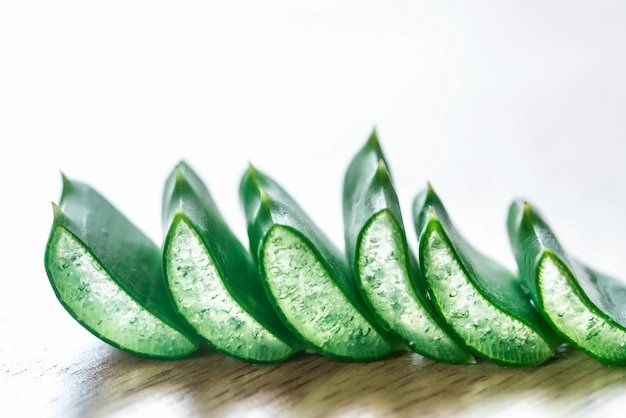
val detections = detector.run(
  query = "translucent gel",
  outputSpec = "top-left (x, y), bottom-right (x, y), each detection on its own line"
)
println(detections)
top-left (47, 228), bottom-right (197, 358)
top-left (422, 228), bottom-right (552, 365)
top-left (262, 225), bottom-right (394, 359)
top-left (539, 256), bottom-right (626, 363)
top-left (165, 220), bottom-right (294, 361)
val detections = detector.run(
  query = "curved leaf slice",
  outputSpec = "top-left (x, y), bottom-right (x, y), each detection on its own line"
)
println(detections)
top-left (44, 176), bottom-right (198, 359)
top-left (162, 162), bottom-right (301, 363)
top-left (240, 165), bottom-right (399, 362)
top-left (343, 132), bottom-right (474, 363)
top-left (413, 185), bottom-right (558, 366)
top-left (508, 200), bottom-right (626, 365)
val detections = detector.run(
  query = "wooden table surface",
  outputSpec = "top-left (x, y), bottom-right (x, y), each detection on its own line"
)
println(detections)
top-left (4, 306), bottom-right (626, 418)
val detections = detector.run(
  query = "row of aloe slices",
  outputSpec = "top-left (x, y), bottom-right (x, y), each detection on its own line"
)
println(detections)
top-left (44, 132), bottom-right (626, 365)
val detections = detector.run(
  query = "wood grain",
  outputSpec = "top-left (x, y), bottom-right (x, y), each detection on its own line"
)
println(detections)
top-left (5, 335), bottom-right (626, 418)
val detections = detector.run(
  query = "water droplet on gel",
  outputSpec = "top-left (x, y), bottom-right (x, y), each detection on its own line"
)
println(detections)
top-left (449, 291), bottom-right (458, 298)
top-left (451, 310), bottom-right (469, 319)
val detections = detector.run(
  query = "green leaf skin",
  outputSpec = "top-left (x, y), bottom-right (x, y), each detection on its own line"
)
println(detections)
top-left (508, 200), bottom-right (626, 365)
top-left (162, 162), bottom-right (302, 363)
top-left (240, 165), bottom-right (399, 362)
top-left (44, 176), bottom-right (198, 359)
top-left (342, 131), bottom-right (474, 363)
top-left (413, 185), bottom-right (558, 366)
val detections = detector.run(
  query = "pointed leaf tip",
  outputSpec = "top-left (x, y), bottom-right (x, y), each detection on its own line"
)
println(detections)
top-left (366, 128), bottom-right (382, 152)
top-left (374, 159), bottom-right (391, 183)
top-left (172, 166), bottom-right (189, 191)
top-left (59, 172), bottom-right (75, 202)
top-left (259, 185), bottom-right (271, 205)
top-left (245, 163), bottom-right (262, 187)
top-left (175, 160), bottom-right (191, 175)
top-left (426, 181), bottom-right (436, 197)
top-left (51, 202), bottom-right (64, 223)
top-left (60, 171), bottom-right (70, 189)
top-left (521, 200), bottom-right (536, 222)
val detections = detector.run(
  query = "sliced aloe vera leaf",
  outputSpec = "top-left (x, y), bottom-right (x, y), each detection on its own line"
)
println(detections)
top-left (342, 132), bottom-right (473, 363)
top-left (162, 162), bottom-right (301, 363)
top-left (413, 185), bottom-right (558, 366)
top-left (44, 176), bottom-right (198, 359)
top-left (240, 165), bottom-right (399, 362)
top-left (508, 200), bottom-right (626, 365)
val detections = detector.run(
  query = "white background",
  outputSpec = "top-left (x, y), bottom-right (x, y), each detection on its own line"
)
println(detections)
top-left (2, 1), bottom-right (626, 351)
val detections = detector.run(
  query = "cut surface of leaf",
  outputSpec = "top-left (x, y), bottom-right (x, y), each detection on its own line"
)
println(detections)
top-left (343, 132), bottom-right (473, 363)
top-left (508, 200), bottom-right (626, 365)
top-left (47, 228), bottom-right (197, 358)
top-left (420, 225), bottom-right (554, 366)
top-left (261, 225), bottom-right (396, 360)
top-left (414, 186), bottom-right (557, 366)
top-left (241, 165), bottom-right (398, 362)
top-left (44, 177), bottom-right (198, 359)
top-left (162, 162), bottom-right (300, 363)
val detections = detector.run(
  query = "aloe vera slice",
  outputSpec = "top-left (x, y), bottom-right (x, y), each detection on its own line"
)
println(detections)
top-left (342, 132), bottom-right (473, 363)
top-left (508, 200), bottom-right (626, 365)
top-left (162, 162), bottom-right (302, 363)
top-left (44, 176), bottom-right (198, 359)
top-left (413, 185), bottom-right (558, 366)
top-left (240, 165), bottom-right (399, 362)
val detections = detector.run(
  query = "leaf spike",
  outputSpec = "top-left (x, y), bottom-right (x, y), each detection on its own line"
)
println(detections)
top-left (60, 171), bottom-right (71, 192)
top-left (426, 181), bottom-right (436, 197)
top-left (520, 200), bottom-right (536, 226)
top-left (247, 162), bottom-right (261, 183)
top-left (51, 202), bottom-right (64, 223)
top-left (174, 165), bottom-right (186, 185)
top-left (259, 185), bottom-right (272, 206)
top-left (366, 127), bottom-right (382, 153)
top-left (374, 159), bottom-right (391, 183)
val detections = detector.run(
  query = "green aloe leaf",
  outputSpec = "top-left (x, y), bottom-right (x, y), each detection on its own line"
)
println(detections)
top-left (240, 164), bottom-right (400, 362)
top-left (342, 131), bottom-right (473, 363)
top-left (162, 161), bottom-right (302, 363)
top-left (508, 199), bottom-right (626, 365)
top-left (413, 185), bottom-right (559, 366)
top-left (44, 176), bottom-right (199, 359)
